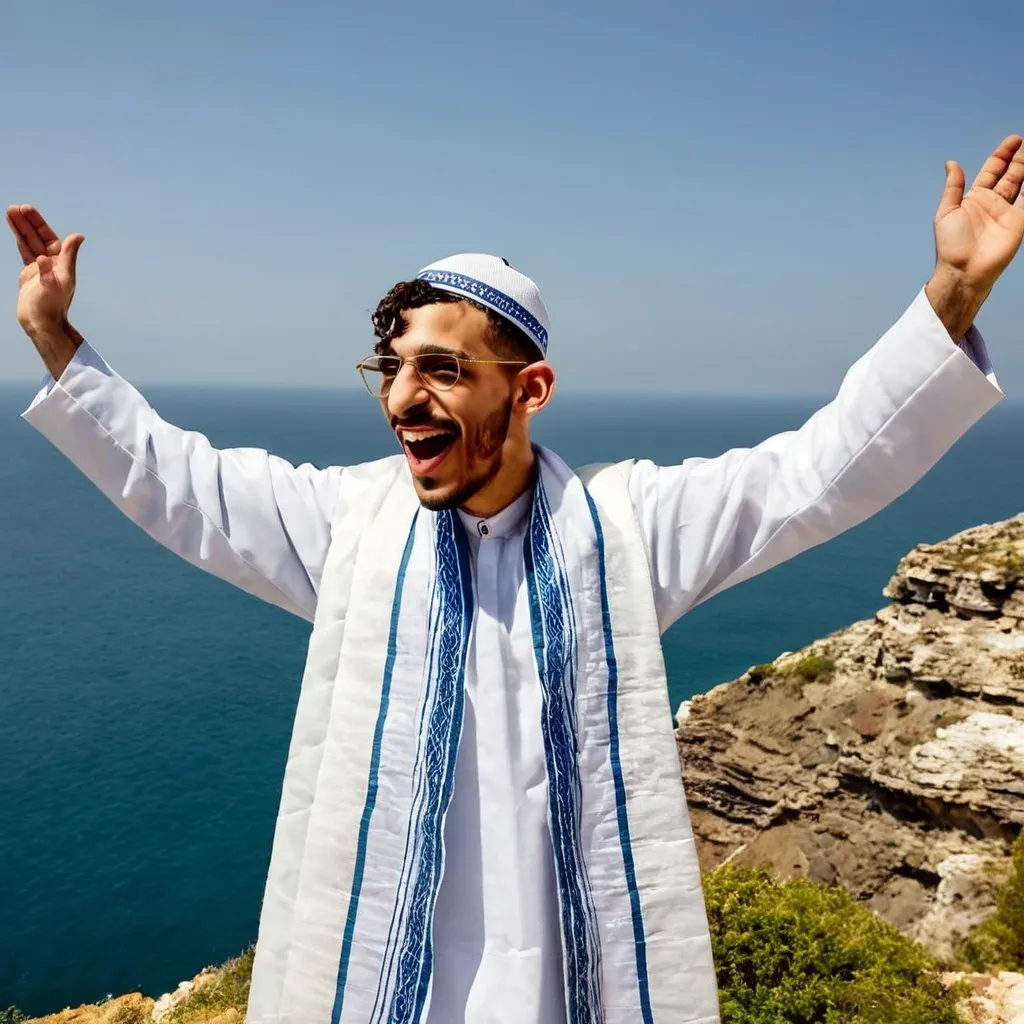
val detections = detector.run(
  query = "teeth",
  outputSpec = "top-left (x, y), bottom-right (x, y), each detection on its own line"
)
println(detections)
top-left (405, 430), bottom-right (449, 442)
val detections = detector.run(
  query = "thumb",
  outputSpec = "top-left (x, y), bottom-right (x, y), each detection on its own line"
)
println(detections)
top-left (59, 233), bottom-right (85, 279)
top-left (936, 160), bottom-right (965, 219)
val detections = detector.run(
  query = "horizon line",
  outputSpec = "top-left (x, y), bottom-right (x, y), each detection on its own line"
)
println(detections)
top-left (0, 379), bottom-right (941, 403)
top-left (1, 378), bottom-right (1021, 406)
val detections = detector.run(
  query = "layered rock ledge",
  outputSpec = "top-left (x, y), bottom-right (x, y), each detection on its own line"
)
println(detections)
top-left (677, 513), bottom-right (1024, 962)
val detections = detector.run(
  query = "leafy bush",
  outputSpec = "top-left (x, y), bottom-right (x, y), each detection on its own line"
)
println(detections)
top-left (1000, 550), bottom-right (1024, 576)
top-left (961, 828), bottom-right (1024, 970)
top-left (793, 654), bottom-right (835, 682)
top-left (164, 946), bottom-right (255, 1022)
top-left (704, 866), bottom-right (962, 1024)
top-left (0, 1009), bottom-right (26, 1024)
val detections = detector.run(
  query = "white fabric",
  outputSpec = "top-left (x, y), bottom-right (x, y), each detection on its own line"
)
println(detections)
top-left (260, 448), bottom-right (717, 1022)
top-left (416, 253), bottom-right (551, 356)
top-left (20, 288), bottom-right (1004, 1023)
top-left (443, 488), bottom-right (566, 1022)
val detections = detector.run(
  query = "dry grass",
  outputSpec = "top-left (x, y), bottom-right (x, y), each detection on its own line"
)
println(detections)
top-left (162, 948), bottom-right (254, 1024)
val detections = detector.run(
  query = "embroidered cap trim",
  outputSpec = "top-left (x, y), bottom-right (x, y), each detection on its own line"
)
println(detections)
top-left (416, 269), bottom-right (549, 355)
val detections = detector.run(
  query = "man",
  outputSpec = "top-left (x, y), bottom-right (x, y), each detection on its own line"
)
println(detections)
top-left (8, 135), bottom-right (1024, 1024)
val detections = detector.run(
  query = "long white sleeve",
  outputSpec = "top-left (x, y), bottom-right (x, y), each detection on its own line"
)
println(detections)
top-left (628, 288), bottom-right (1005, 633)
top-left (21, 342), bottom-right (343, 622)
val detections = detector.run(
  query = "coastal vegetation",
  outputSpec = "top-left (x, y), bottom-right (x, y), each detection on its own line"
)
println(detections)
top-left (704, 867), bottom-right (964, 1023)
top-left (160, 949), bottom-right (254, 1024)
top-left (746, 649), bottom-right (835, 685)
top-left (961, 827), bottom-right (1024, 972)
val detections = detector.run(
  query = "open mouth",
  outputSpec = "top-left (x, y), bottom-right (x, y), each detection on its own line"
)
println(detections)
top-left (400, 428), bottom-right (457, 474)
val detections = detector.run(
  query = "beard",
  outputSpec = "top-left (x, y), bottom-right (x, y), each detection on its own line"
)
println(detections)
top-left (416, 398), bottom-right (513, 512)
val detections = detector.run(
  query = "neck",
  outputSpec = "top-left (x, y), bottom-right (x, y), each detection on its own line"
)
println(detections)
top-left (460, 444), bottom-right (537, 518)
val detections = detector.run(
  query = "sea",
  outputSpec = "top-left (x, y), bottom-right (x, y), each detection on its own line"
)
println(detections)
top-left (3, 381), bottom-right (1024, 1016)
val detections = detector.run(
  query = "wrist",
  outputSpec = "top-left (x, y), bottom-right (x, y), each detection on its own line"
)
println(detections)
top-left (21, 315), bottom-right (65, 341)
top-left (23, 319), bottom-right (83, 380)
top-left (925, 266), bottom-right (991, 342)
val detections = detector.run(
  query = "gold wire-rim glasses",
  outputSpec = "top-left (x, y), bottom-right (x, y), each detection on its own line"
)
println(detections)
top-left (356, 353), bottom-right (529, 398)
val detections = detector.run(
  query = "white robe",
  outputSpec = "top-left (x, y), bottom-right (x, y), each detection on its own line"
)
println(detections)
top-left (21, 290), bottom-right (1002, 1022)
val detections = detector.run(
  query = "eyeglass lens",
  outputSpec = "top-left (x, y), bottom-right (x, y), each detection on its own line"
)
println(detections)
top-left (361, 355), bottom-right (461, 396)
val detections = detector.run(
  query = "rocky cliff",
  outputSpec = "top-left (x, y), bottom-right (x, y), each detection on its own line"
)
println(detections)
top-left (677, 513), bottom-right (1024, 963)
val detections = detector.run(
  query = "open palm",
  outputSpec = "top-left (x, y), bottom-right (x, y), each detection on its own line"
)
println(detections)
top-left (935, 135), bottom-right (1024, 284)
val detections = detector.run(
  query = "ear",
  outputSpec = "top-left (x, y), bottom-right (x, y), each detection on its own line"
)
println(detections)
top-left (515, 362), bottom-right (556, 418)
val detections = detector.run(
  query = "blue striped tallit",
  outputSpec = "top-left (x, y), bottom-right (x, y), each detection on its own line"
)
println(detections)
top-left (524, 473), bottom-right (604, 1022)
top-left (246, 449), bottom-right (720, 1024)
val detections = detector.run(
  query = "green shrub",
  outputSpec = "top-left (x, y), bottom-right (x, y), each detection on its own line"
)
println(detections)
top-left (748, 664), bottom-right (776, 682)
top-left (0, 1009), bottom-right (26, 1024)
top-left (1001, 550), bottom-right (1024, 576)
top-left (794, 654), bottom-right (835, 682)
top-left (704, 866), bottom-right (962, 1024)
top-left (164, 946), bottom-right (255, 1022)
top-left (961, 829), bottom-right (1024, 970)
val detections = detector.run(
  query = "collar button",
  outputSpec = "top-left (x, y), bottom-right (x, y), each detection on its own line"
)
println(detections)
top-left (478, 523), bottom-right (489, 536)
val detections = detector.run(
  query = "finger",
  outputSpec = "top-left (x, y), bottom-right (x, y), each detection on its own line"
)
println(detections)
top-left (993, 135), bottom-right (1024, 205)
top-left (20, 205), bottom-right (61, 255)
top-left (971, 134), bottom-right (1024, 192)
top-left (937, 160), bottom-right (965, 218)
top-left (6, 210), bottom-right (35, 265)
top-left (58, 233), bottom-right (85, 278)
top-left (7, 205), bottom-right (52, 258)
top-left (36, 253), bottom-right (56, 286)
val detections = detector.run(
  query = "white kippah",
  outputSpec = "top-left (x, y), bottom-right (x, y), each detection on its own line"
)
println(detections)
top-left (416, 253), bottom-right (550, 357)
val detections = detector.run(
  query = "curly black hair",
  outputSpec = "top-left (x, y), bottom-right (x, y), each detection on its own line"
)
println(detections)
top-left (371, 279), bottom-right (542, 363)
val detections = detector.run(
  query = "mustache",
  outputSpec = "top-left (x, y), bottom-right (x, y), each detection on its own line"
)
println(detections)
top-left (391, 412), bottom-right (459, 434)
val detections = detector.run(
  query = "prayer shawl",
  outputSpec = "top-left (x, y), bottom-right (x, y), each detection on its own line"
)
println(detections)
top-left (246, 447), bottom-right (720, 1024)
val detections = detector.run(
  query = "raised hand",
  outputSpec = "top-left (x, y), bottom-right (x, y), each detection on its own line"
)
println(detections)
top-left (7, 205), bottom-right (86, 378)
top-left (7, 205), bottom-right (85, 334)
top-left (927, 135), bottom-right (1024, 339)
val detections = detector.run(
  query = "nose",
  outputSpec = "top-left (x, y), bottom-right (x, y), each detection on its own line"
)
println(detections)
top-left (385, 360), bottom-right (430, 421)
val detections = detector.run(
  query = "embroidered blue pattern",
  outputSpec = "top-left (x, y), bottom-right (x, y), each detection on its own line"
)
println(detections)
top-left (368, 583), bottom-right (441, 1020)
top-left (416, 269), bottom-right (549, 353)
top-left (583, 489), bottom-right (654, 1023)
top-left (372, 509), bottom-right (474, 1024)
top-left (525, 479), bottom-right (603, 1024)
top-left (331, 514), bottom-right (419, 1024)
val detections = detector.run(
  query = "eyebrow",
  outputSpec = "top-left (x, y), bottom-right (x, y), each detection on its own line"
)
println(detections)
top-left (416, 343), bottom-right (471, 358)
top-left (376, 341), bottom-right (472, 359)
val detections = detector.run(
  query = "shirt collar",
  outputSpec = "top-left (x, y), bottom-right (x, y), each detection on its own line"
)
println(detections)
top-left (457, 485), bottom-right (533, 540)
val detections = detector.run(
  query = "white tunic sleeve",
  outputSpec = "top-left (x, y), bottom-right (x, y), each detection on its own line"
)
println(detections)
top-left (21, 342), bottom-right (343, 622)
top-left (627, 288), bottom-right (1005, 633)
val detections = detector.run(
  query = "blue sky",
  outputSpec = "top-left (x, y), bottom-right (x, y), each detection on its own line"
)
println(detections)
top-left (2, 0), bottom-right (1022, 395)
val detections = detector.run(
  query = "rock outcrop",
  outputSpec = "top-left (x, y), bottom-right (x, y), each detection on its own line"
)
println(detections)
top-left (945, 971), bottom-right (1024, 1024)
top-left (677, 513), bottom-right (1024, 962)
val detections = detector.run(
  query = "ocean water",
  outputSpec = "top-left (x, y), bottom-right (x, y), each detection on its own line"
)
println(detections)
top-left (3, 382), bottom-right (1024, 1016)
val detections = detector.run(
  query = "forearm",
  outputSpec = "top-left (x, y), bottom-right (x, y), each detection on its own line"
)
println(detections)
top-left (22, 341), bottom-right (343, 621)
